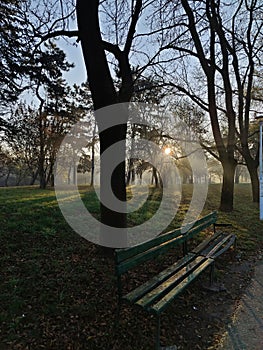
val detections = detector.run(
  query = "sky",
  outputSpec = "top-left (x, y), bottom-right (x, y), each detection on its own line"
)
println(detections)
top-left (58, 38), bottom-right (87, 86)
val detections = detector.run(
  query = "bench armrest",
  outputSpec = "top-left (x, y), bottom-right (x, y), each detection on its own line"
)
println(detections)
top-left (207, 234), bottom-right (236, 259)
top-left (214, 223), bottom-right (232, 227)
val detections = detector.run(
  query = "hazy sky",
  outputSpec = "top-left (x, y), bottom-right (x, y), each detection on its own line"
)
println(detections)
top-left (58, 38), bottom-right (87, 86)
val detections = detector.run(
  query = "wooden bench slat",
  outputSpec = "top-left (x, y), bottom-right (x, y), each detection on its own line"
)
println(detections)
top-left (115, 227), bottom-right (182, 264)
top-left (150, 258), bottom-right (214, 314)
top-left (135, 255), bottom-right (206, 309)
top-left (206, 234), bottom-right (236, 258)
top-left (191, 231), bottom-right (226, 254)
top-left (124, 253), bottom-right (196, 304)
top-left (116, 212), bottom-right (218, 264)
top-left (193, 232), bottom-right (235, 257)
top-left (116, 234), bottom-right (186, 275)
top-left (186, 218), bottom-right (217, 240)
top-left (181, 211), bottom-right (217, 233)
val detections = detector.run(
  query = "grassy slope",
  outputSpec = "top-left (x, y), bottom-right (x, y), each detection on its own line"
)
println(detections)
top-left (1, 184), bottom-right (262, 254)
top-left (0, 184), bottom-right (262, 349)
top-left (205, 184), bottom-right (263, 256)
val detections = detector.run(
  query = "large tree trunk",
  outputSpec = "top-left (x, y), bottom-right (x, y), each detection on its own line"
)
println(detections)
top-left (77, 0), bottom-right (128, 249)
top-left (99, 123), bottom-right (127, 246)
top-left (39, 158), bottom-right (46, 189)
top-left (126, 158), bottom-right (135, 185)
top-left (220, 159), bottom-right (237, 212)
top-left (234, 166), bottom-right (240, 184)
top-left (239, 143), bottom-right (259, 202)
top-left (30, 169), bottom-right (39, 185)
top-left (5, 169), bottom-right (10, 187)
top-left (152, 167), bottom-right (159, 187)
top-left (90, 130), bottom-right (96, 187)
top-left (126, 127), bottom-right (136, 186)
top-left (38, 102), bottom-right (46, 189)
top-left (246, 160), bottom-right (259, 203)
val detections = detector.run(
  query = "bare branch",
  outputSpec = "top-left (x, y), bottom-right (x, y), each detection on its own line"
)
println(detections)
top-left (200, 142), bottom-right (220, 161)
top-left (168, 81), bottom-right (209, 112)
top-left (41, 30), bottom-right (79, 41)
top-left (102, 40), bottom-right (122, 59)
top-left (124, 0), bottom-right (142, 55)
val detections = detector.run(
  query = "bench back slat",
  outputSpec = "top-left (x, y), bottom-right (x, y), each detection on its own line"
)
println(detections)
top-left (115, 211), bottom-right (217, 276)
top-left (186, 216), bottom-right (217, 240)
top-left (182, 211), bottom-right (217, 234)
top-left (116, 234), bottom-right (186, 275)
top-left (116, 226), bottom-right (182, 264)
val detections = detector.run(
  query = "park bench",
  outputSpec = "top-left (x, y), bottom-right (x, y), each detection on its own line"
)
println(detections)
top-left (115, 211), bottom-right (236, 349)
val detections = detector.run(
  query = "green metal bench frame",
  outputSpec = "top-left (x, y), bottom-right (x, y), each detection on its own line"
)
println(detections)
top-left (115, 211), bottom-right (236, 349)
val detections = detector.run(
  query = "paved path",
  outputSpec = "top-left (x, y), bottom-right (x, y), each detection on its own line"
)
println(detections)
top-left (218, 259), bottom-right (263, 350)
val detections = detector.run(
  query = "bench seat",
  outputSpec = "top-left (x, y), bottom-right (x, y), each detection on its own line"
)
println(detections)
top-left (124, 253), bottom-right (214, 315)
top-left (191, 230), bottom-right (236, 258)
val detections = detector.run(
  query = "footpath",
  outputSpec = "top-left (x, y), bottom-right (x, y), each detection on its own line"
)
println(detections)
top-left (218, 259), bottom-right (263, 350)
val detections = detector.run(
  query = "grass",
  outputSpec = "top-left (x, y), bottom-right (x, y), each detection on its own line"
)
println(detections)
top-left (205, 184), bottom-right (263, 255)
top-left (0, 184), bottom-right (262, 349)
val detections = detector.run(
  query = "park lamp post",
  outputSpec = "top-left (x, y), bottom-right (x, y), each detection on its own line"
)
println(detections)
top-left (255, 115), bottom-right (263, 220)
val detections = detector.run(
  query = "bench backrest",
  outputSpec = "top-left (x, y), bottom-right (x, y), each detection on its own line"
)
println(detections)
top-left (115, 211), bottom-right (217, 276)
top-left (184, 211), bottom-right (217, 240)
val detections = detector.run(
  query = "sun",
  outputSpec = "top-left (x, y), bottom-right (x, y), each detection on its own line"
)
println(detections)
top-left (164, 147), bottom-right (171, 155)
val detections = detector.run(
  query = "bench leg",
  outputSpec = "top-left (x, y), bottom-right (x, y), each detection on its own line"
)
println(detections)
top-left (115, 275), bottom-right (122, 322)
top-left (116, 299), bottom-right (121, 320)
top-left (115, 282), bottom-right (122, 326)
top-left (234, 237), bottom-right (237, 252)
top-left (156, 315), bottom-right (161, 350)
top-left (210, 261), bottom-right (215, 286)
top-left (183, 241), bottom-right (188, 255)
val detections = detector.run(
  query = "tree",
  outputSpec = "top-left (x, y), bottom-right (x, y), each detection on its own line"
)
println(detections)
top-left (4, 102), bottom-right (40, 185)
top-left (24, 0), bottom-right (256, 243)
top-left (153, 0), bottom-right (263, 210)
top-left (0, 0), bottom-right (28, 109)
top-left (0, 0), bottom-right (47, 111)
top-left (0, 146), bottom-right (13, 186)
top-left (76, 0), bottom-right (142, 243)
top-left (126, 76), bottom-right (166, 187)
top-left (29, 42), bottom-right (74, 188)
top-left (3, 82), bottom-right (89, 190)
top-left (70, 83), bottom-right (97, 186)
top-left (226, 0), bottom-right (262, 202)
top-left (33, 0), bottom-right (147, 246)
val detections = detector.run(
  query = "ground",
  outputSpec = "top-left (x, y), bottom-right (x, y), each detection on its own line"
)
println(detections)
top-left (0, 236), bottom-right (259, 349)
top-left (0, 185), bottom-right (262, 349)
top-left (218, 259), bottom-right (263, 350)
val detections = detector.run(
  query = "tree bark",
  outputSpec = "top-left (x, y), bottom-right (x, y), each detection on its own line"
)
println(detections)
top-left (234, 166), bottom-right (240, 184)
top-left (30, 169), bottom-right (39, 185)
top-left (39, 157), bottom-right (46, 189)
top-left (5, 169), bottom-right (10, 187)
top-left (246, 158), bottom-right (259, 203)
top-left (152, 167), bottom-right (159, 187)
top-left (90, 127), bottom-right (96, 187)
top-left (239, 141), bottom-right (259, 202)
top-left (220, 158), bottom-right (237, 212)
top-left (127, 158), bottom-right (135, 185)
top-left (76, 0), bottom-right (129, 248)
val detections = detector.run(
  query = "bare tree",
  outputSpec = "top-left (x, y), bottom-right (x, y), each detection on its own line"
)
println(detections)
top-left (31, 0), bottom-right (162, 246)
top-left (151, 0), bottom-right (263, 210)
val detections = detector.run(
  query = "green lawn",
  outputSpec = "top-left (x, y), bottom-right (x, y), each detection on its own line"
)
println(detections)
top-left (0, 184), bottom-right (262, 349)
